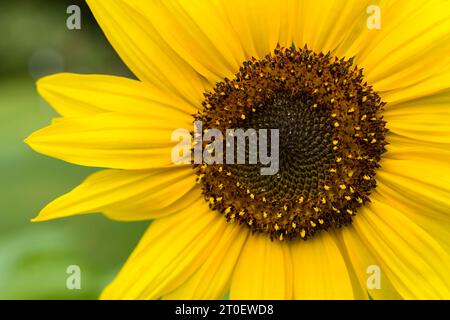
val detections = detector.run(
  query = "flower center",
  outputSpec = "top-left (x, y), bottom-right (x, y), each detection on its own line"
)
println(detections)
top-left (194, 45), bottom-right (387, 241)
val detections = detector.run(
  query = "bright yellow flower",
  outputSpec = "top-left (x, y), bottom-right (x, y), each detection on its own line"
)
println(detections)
top-left (25, 0), bottom-right (450, 299)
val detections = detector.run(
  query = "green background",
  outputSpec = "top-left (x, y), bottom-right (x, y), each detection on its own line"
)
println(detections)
top-left (0, 0), bottom-right (148, 299)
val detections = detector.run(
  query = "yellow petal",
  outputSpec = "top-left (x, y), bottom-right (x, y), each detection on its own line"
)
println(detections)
top-left (377, 157), bottom-right (450, 219)
top-left (25, 111), bottom-right (190, 170)
top-left (74, 0), bottom-right (375, 101)
top-left (162, 224), bottom-right (248, 299)
top-left (354, 1), bottom-right (450, 93)
top-left (116, 0), bottom-right (247, 85)
top-left (101, 201), bottom-right (228, 299)
top-left (339, 227), bottom-right (402, 300)
top-left (384, 134), bottom-right (450, 167)
top-left (32, 167), bottom-right (197, 222)
top-left (230, 233), bottom-right (292, 299)
top-left (86, 0), bottom-right (207, 105)
top-left (292, 231), bottom-right (354, 299)
top-left (221, 0), bottom-right (375, 59)
top-left (377, 143), bottom-right (450, 252)
top-left (380, 65), bottom-right (450, 105)
top-left (298, 0), bottom-right (374, 55)
top-left (403, 213), bottom-right (450, 257)
top-left (386, 87), bottom-right (450, 109)
top-left (352, 194), bottom-right (450, 299)
top-left (223, 0), bottom-right (282, 59)
top-left (103, 186), bottom-right (201, 222)
top-left (376, 182), bottom-right (450, 255)
top-left (37, 73), bottom-right (198, 117)
top-left (384, 90), bottom-right (450, 144)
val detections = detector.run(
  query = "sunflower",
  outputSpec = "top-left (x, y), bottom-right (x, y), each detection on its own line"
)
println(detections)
top-left (25, 0), bottom-right (450, 299)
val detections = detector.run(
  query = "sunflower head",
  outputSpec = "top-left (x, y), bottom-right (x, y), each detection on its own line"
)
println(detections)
top-left (195, 45), bottom-right (388, 241)
top-left (24, 0), bottom-right (450, 300)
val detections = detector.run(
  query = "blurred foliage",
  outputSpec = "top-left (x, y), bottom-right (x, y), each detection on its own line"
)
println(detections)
top-left (0, 0), bottom-right (133, 76)
top-left (0, 0), bottom-right (147, 299)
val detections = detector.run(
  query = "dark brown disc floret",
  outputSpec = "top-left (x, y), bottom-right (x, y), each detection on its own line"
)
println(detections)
top-left (194, 44), bottom-right (387, 241)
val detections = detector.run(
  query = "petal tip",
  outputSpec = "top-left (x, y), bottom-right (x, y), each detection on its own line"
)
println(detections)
top-left (31, 213), bottom-right (46, 223)
top-left (23, 133), bottom-right (39, 149)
